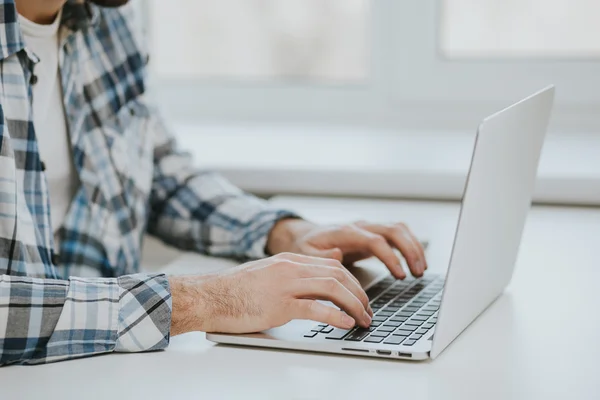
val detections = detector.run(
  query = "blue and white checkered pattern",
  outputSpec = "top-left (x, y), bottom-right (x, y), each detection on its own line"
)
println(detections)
top-left (0, 0), bottom-right (294, 365)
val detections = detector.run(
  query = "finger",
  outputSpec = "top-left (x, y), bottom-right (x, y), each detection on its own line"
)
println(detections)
top-left (358, 222), bottom-right (426, 277)
top-left (383, 225), bottom-right (425, 277)
top-left (330, 226), bottom-right (406, 279)
top-left (274, 252), bottom-right (343, 268)
top-left (292, 299), bottom-right (356, 329)
top-left (293, 264), bottom-right (371, 316)
top-left (408, 229), bottom-right (428, 271)
top-left (290, 251), bottom-right (362, 288)
top-left (282, 259), bottom-right (368, 315)
top-left (302, 247), bottom-right (344, 263)
top-left (359, 231), bottom-right (406, 279)
top-left (294, 277), bottom-right (371, 327)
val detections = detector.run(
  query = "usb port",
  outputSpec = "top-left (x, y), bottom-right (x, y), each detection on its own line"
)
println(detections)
top-left (376, 350), bottom-right (392, 355)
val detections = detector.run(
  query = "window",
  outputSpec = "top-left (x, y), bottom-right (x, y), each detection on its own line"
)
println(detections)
top-left (146, 1), bottom-right (600, 133)
top-left (441, 0), bottom-right (600, 58)
top-left (149, 0), bottom-right (369, 82)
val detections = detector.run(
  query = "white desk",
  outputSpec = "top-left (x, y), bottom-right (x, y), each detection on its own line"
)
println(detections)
top-left (2, 196), bottom-right (599, 400)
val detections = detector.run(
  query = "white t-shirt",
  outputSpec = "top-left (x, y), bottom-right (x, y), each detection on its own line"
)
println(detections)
top-left (19, 12), bottom-right (76, 248)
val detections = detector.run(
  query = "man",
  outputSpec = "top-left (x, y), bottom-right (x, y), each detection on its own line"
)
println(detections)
top-left (0, 0), bottom-right (426, 365)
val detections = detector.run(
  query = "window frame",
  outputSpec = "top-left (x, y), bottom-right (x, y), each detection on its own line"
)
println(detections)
top-left (145, 0), bottom-right (600, 133)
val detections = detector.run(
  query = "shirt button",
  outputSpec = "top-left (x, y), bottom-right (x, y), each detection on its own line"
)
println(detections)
top-left (40, 161), bottom-right (46, 171)
top-left (30, 74), bottom-right (38, 85)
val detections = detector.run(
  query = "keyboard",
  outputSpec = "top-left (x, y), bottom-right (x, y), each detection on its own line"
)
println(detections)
top-left (304, 275), bottom-right (444, 346)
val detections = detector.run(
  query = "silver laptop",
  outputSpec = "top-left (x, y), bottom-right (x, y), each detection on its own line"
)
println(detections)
top-left (207, 86), bottom-right (555, 361)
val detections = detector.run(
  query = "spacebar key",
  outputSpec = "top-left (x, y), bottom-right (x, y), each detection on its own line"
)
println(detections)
top-left (325, 328), bottom-right (352, 340)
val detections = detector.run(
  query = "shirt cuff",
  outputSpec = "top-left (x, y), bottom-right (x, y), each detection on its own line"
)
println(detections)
top-left (244, 209), bottom-right (301, 259)
top-left (114, 273), bottom-right (172, 352)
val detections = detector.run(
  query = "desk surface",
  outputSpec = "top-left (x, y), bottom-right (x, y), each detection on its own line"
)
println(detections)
top-left (2, 196), bottom-right (599, 400)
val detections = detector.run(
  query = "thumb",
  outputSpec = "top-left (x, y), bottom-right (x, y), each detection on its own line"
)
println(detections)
top-left (307, 247), bottom-right (344, 262)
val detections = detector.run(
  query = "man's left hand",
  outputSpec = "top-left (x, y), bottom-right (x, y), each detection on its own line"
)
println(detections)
top-left (267, 219), bottom-right (427, 279)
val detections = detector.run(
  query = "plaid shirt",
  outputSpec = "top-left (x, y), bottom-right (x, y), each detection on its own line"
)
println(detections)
top-left (0, 0), bottom-right (293, 365)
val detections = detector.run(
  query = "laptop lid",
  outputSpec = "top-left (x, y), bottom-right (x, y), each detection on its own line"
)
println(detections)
top-left (430, 86), bottom-right (555, 359)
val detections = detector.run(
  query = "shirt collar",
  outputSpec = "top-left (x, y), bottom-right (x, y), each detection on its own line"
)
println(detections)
top-left (0, 0), bottom-right (99, 61)
top-left (61, 0), bottom-right (100, 32)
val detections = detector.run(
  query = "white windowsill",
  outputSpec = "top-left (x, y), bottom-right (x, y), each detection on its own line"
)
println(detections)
top-left (173, 123), bottom-right (600, 206)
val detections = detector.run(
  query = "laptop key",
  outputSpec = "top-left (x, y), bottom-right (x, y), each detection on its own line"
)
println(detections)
top-left (370, 331), bottom-right (390, 338)
top-left (404, 320), bottom-right (423, 327)
top-left (383, 321), bottom-right (402, 328)
top-left (416, 328), bottom-right (428, 335)
top-left (384, 336), bottom-right (407, 345)
top-left (325, 328), bottom-right (351, 340)
top-left (423, 323), bottom-right (435, 329)
top-left (371, 330), bottom-right (392, 337)
top-left (389, 316), bottom-right (408, 323)
top-left (344, 329), bottom-right (370, 341)
top-left (410, 334), bottom-right (423, 340)
top-left (321, 327), bottom-right (334, 334)
top-left (378, 326), bottom-right (395, 333)
top-left (403, 339), bottom-right (417, 346)
top-left (364, 336), bottom-right (384, 343)
top-left (398, 325), bottom-right (417, 331)
top-left (370, 321), bottom-right (382, 328)
top-left (304, 332), bottom-right (318, 338)
top-left (412, 315), bottom-right (428, 322)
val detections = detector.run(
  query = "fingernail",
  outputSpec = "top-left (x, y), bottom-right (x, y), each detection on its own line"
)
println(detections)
top-left (342, 315), bottom-right (355, 328)
top-left (363, 311), bottom-right (372, 326)
top-left (368, 305), bottom-right (374, 316)
top-left (396, 264), bottom-right (404, 277)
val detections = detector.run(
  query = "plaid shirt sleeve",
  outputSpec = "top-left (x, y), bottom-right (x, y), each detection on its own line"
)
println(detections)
top-left (0, 273), bottom-right (171, 366)
top-left (145, 106), bottom-right (299, 259)
top-left (117, 4), bottom-right (298, 258)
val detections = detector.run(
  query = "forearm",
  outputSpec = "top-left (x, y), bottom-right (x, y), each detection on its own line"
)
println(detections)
top-left (0, 273), bottom-right (171, 366)
top-left (145, 105), bottom-right (298, 259)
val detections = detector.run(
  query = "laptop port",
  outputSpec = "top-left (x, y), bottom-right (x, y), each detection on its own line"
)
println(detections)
top-left (397, 352), bottom-right (412, 358)
top-left (376, 350), bottom-right (392, 355)
top-left (341, 348), bottom-right (369, 353)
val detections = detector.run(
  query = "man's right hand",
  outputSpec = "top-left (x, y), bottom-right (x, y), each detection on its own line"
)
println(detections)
top-left (169, 253), bottom-right (373, 336)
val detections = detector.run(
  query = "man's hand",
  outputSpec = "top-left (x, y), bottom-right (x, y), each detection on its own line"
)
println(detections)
top-left (267, 219), bottom-right (427, 279)
top-left (169, 253), bottom-right (373, 336)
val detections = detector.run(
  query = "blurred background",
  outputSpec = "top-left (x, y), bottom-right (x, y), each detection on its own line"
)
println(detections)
top-left (132, 0), bottom-right (600, 265)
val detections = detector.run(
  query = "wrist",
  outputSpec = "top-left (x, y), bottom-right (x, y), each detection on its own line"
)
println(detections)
top-left (266, 218), bottom-right (315, 255)
top-left (169, 275), bottom-right (213, 336)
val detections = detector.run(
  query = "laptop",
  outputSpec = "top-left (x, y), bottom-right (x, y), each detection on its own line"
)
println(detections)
top-left (207, 86), bottom-right (555, 360)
